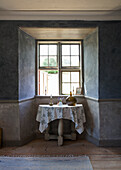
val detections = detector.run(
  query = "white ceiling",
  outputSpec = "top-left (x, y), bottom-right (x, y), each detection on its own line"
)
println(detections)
top-left (0, 0), bottom-right (121, 20)
top-left (0, 0), bottom-right (121, 10)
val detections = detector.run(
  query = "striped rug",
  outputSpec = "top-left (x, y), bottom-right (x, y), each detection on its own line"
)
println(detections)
top-left (0, 156), bottom-right (93, 170)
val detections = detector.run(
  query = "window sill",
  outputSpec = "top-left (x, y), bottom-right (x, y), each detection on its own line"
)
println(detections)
top-left (35, 95), bottom-right (84, 98)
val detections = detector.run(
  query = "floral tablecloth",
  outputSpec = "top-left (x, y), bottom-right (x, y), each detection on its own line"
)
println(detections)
top-left (36, 104), bottom-right (86, 134)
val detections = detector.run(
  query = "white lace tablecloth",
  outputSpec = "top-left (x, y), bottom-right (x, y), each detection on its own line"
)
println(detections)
top-left (36, 104), bottom-right (86, 134)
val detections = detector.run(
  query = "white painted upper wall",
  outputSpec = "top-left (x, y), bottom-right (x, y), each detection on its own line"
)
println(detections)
top-left (0, 0), bottom-right (121, 20)
top-left (0, 0), bottom-right (121, 10)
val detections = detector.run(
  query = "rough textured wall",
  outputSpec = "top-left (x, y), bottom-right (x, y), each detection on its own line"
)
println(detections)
top-left (19, 100), bottom-right (35, 142)
top-left (0, 21), bottom-right (121, 100)
top-left (99, 100), bottom-right (121, 146)
top-left (84, 29), bottom-right (99, 99)
top-left (18, 29), bottom-right (35, 100)
top-left (85, 99), bottom-right (100, 140)
top-left (99, 22), bottom-right (121, 99)
top-left (100, 101), bottom-right (121, 140)
top-left (0, 20), bottom-right (121, 146)
top-left (0, 22), bottom-right (18, 100)
top-left (0, 103), bottom-right (20, 145)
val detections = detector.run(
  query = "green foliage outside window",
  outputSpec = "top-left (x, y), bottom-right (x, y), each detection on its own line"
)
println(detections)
top-left (45, 70), bottom-right (58, 74)
top-left (43, 58), bottom-right (57, 67)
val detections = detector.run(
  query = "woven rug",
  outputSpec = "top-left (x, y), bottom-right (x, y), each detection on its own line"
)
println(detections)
top-left (0, 156), bottom-right (93, 170)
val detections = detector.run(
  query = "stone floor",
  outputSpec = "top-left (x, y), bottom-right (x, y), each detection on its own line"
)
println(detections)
top-left (0, 139), bottom-right (121, 169)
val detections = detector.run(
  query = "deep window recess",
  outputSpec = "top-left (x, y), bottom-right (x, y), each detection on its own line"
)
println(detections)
top-left (37, 41), bottom-right (82, 95)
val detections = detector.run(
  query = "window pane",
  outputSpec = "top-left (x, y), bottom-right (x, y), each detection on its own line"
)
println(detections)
top-left (62, 45), bottom-right (70, 55)
top-left (38, 42), bottom-right (81, 96)
top-left (49, 56), bottom-right (57, 66)
top-left (62, 72), bottom-right (70, 82)
top-left (71, 72), bottom-right (79, 82)
top-left (71, 56), bottom-right (79, 66)
top-left (39, 70), bottom-right (59, 95)
top-left (48, 70), bottom-right (59, 95)
top-left (40, 56), bottom-right (48, 66)
top-left (71, 45), bottom-right (79, 55)
top-left (40, 45), bottom-right (48, 55)
top-left (62, 56), bottom-right (70, 66)
top-left (49, 45), bottom-right (57, 55)
top-left (62, 83), bottom-right (70, 94)
top-left (71, 83), bottom-right (80, 95)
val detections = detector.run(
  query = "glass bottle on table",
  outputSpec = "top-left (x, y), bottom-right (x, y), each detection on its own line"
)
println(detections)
top-left (66, 91), bottom-right (77, 106)
top-left (49, 94), bottom-right (53, 106)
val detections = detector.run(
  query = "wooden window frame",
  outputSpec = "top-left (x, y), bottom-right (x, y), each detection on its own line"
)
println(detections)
top-left (37, 40), bottom-right (82, 95)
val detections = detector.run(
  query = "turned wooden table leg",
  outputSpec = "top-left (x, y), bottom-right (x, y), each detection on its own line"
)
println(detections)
top-left (58, 119), bottom-right (63, 146)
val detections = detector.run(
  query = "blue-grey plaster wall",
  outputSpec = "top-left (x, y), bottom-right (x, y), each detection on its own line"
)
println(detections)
top-left (0, 103), bottom-right (20, 144)
top-left (100, 101), bottom-right (121, 140)
top-left (18, 29), bottom-right (35, 100)
top-left (0, 21), bottom-right (121, 100)
top-left (0, 20), bottom-right (121, 146)
top-left (19, 100), bottom-right (35, 141)
top-left (83, 29), bottom-right (99, 99)
top-left (85, 99), bottom-right (100, 140)
top-left (0, 22), bottom-right (18, 100)
top-left (99, 22), bottom-right (121, 99)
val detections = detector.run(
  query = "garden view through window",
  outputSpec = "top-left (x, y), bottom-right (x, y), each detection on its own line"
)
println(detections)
top-left (38, 41), bottom-right (82, 95)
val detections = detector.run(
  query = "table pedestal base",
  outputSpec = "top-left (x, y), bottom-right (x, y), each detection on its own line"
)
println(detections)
top-left (58, 136), bottom-right (63, 146)
top-left (58, 119), bottom-right (63, 146)
top-left (45, 126), bottom-right (50, 141)
top-left (44, 120), bottom-right (76, 146)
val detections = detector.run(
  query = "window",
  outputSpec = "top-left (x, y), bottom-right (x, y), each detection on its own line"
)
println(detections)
top-left (37, 41), bottom-right (82, 95)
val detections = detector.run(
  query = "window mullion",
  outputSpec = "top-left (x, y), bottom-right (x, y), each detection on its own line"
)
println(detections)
top-left (70, 72), bottom-right (71, 92)
top-left (59, 42), bottom-right (61, 95)
top-left (48, 45), bottom-right (49, 67)
top-left (70, 44), bottom-right (71, 67)
top-left (70, 44), bottom-right (71, 92)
